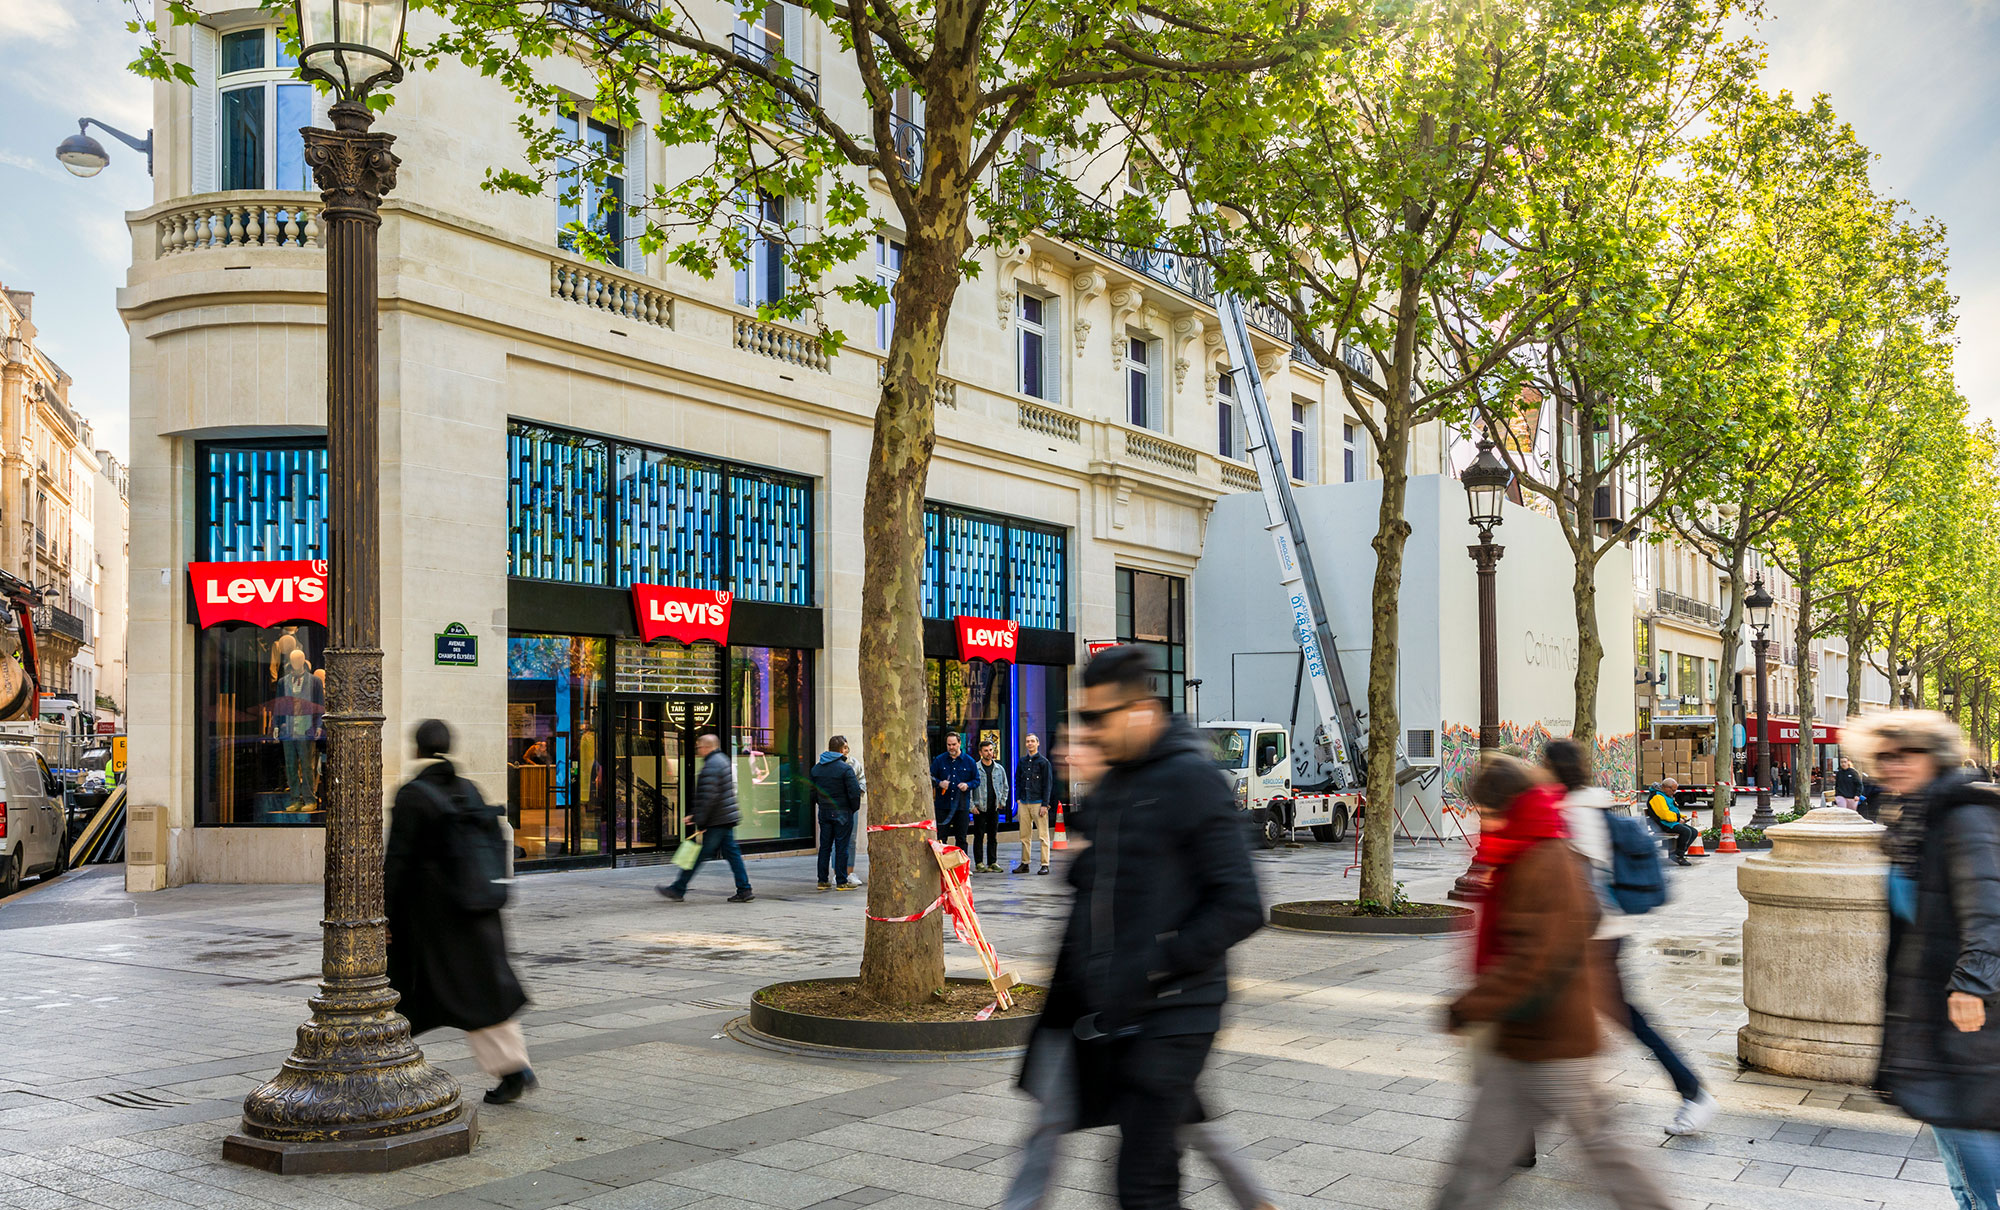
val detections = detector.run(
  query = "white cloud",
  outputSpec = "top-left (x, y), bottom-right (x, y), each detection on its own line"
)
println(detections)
top-left (0, 0), bottom-right (81, 46)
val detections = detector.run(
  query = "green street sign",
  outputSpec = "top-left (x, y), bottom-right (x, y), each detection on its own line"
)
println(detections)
top-left (434, 622), bottom-right (479, 667)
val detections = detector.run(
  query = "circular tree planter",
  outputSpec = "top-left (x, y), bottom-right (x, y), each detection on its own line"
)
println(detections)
top-left (730, 977), bottom-right (1042, 1062)
top-left (1269, 900), bottom-right (1474, 935)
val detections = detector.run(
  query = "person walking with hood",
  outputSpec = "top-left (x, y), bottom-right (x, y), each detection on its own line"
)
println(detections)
top-left (659, 732), bottom-right (754, 903)
top-left (1850, 710), bottom-right (2000, 1210)
top-left (385, 719), bottom-right (535, 1105)
top-left (1013, 644), bottom-right (1264, 1210)
top-left (810, 735), bottom-right (864, 890)
top-left (1434, 753), bottom-right (1671, 1210)
top-left (1546, 739), bottom-right (1715, 1136)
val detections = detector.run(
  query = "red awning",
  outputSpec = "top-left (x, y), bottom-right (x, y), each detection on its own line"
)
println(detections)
top-left (1749, 718), bottom-right (1839, 744)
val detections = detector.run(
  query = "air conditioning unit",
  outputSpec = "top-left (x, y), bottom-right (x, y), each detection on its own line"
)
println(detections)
top-left (1405, 728), bottom-right (1438, 764)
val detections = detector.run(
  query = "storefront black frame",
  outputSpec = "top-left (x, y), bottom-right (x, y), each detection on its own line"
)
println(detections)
top-left (507, 578), bottom-right (823, 870)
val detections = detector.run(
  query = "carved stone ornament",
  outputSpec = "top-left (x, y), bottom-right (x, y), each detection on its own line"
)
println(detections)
top-left (1074, 270), bottom-right (1106, 356)
top-left (1108, 286), bottom-right (1146, 368)
top-left (1172, 315), bottom-right (1205, 390)
top-left (998, 242), bottom-right (1032, 328)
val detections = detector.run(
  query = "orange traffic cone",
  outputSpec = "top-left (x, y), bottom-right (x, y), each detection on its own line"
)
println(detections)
top-left (1715, 808), bottom-right (1740, 854)
top-left (1685, 804), bottom-right (1707, 857)
top-left (1051, 803), bottom-right (1068, 851)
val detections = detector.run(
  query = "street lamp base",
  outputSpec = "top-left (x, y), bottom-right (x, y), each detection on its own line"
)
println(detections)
top-left (1447, 862), bottom-right (1493, 902)
top-left (224, 1109), bottom-right (476, 1175)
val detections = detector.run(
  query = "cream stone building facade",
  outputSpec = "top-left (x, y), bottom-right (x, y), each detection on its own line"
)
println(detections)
top-left (0, 284), bottom-right (101, 723)
top-left (94, 450), bottom-right (130, 727)
top-left (121, 1), bottom-right (1421, 889)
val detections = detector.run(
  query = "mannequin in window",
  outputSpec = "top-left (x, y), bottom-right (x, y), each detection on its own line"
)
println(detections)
top-left (272, 648), bottom-right (324, 811)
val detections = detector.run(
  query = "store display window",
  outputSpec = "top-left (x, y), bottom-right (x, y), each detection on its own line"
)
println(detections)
top-left (730, 646), bottom-right (812, 844)
top-left (507, 634), bottom-right (609, 864)
top-left (195, 624), bottom-right (327, 825)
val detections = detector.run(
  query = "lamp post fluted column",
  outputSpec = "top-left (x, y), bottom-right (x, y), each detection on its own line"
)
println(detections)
top-left (1448, 528), bottom-right (1504, 902)
top-left (1751, 630), bottom-right (1775, 829)
top-left (224, 98), bottom-right (473, 1175)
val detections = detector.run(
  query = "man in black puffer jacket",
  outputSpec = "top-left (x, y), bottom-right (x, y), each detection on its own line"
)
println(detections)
top-left (1855, 711), bottom-right (2000, 1210)
top-left (659, 732), bottom-right (753, 903)
top-left (1015, 645), bottom-right (1264, 1210)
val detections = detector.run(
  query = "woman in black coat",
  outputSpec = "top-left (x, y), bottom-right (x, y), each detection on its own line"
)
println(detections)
top-left (386, 720), bottom-right (534, 1104)
top-left (1850, 711), bottom-right (2000, 1210)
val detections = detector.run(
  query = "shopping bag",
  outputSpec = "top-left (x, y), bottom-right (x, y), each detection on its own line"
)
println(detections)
top-left (672, 832), bottom-right (704, 871)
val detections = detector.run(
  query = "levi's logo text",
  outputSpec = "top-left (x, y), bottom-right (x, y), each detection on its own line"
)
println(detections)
top-left (956, 616), bottom-right (1019, 663)
top-left (632, 584), bottom-right (733, 645)
top-left (188, 561), bottom-right (329, 628)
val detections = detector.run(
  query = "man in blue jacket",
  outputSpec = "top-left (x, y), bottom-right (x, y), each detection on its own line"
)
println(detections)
top-left (810, 735), bottom-right (864, 890)
top-left (932, 732), bottom-right (978, 853)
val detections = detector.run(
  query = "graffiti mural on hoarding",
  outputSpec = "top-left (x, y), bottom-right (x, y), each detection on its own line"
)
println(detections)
top-left (1438, 722), bottom-right (1638, 810)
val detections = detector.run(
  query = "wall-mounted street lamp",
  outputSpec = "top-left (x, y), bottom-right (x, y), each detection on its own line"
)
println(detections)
top-left (54, 119), bottom-right (153, 177)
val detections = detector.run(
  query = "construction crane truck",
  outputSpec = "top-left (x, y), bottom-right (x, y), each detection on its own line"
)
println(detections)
top-left (1194, 291), bottom-right (1370, 845)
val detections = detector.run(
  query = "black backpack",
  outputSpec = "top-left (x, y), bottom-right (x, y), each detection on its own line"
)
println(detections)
top-left (420, 776), bottom-right (511, 913)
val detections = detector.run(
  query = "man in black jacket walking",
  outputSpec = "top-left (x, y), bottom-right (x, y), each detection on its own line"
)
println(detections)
top-left (659, 732), bottom-right (753, 902)
top-left (810, 735), bottom-right (864, 890)
top-left (1015, 645), bottom-right (1264, 1210)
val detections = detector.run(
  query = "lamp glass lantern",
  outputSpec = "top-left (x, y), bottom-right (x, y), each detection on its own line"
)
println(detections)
top-left (295, 0), bottom-right (409, 102)
top-left (1745, 577), bottom-right (1774, 636)
top-left (55, 125), bottom-right (109, 177)
top-left (1460, 438), bottom-right (1510, 534)
top-left (1944, 685), bottom-right (1959, 712)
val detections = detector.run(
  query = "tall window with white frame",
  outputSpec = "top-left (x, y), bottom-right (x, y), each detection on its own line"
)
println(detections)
top-left (875, 237), bottom-right (904, 349)
top-left (1290, 400), bottom-right (1313, 481)
top-left (1342, 420), bottom-right (1360, 482)
top-left (218, 27), bottom-right (310, 191)
top-left (1018, 293), bottom-right (1059, 401)
top-left (556, 106), bottom-right (625, 266)
top-left (737, 191), bottom-right (788, 308)
top-left (1127, 336), bottom-right (1158, 430)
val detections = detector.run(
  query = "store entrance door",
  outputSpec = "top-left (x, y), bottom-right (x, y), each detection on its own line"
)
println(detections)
top-left (613, 695), bottom-right (720, 863)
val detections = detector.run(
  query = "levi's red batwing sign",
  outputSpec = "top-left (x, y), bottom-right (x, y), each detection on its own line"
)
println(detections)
top-left (633, 584), bottom-right (733, 645)
top-left (956, 615), bottom-right (1019, 663)
top-left (188, 561), bottom-right (329, 628)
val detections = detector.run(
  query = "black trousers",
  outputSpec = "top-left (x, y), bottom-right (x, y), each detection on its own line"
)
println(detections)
top-left (1665, 821), bottom-right (1697, 859)
top-left (971, 808), bottom-right (1000, 866)
top-left (937, 805), bottom-right (969, 852)
top-left (1110, 1031), bottom-right (1215, 1209)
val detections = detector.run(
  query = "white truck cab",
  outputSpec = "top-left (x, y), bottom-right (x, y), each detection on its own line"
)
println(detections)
top-left (1201, 721), bottom-right (1356, 845)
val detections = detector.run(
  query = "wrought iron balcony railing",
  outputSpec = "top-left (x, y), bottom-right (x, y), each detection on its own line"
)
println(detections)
top-left (889, 114), bottom-right (924, 182)
top-left (730, 32), bottom-right (820, 131)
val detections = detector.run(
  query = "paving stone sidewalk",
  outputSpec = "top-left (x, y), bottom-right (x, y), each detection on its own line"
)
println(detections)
top-left (0, 820), bottom-right (1950, 1210)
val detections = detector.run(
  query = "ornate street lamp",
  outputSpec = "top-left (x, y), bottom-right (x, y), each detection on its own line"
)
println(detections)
top-left (1897, 660), bottom-right (1914, 709)
top-left (224, 0), bottom-right (472, 1174)
top-left (1943, 683), bottom-right (1959, 718)
top-left (1449, 439), bottom-right (1510, 902)
top-left (54, 119), bottom-right (154, 177)
top-left (1745, 577), bottom-right (1776, 829)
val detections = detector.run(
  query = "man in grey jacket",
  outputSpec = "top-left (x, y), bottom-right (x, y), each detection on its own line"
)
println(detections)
top-left (659, 733), bottom-right (754, 902)
top-left (971, 740), bottom-right (1011, 873)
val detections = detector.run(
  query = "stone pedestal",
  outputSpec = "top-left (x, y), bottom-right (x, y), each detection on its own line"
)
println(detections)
top-left (1737, 806), bottom-right (1888, 1083)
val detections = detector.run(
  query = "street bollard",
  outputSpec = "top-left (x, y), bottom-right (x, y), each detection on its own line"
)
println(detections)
top-left (1737, 805), bottom-right (1888, 1083)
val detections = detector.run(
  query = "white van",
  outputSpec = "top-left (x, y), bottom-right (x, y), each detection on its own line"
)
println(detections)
top-left (0, 744), bottom-right (66, 896)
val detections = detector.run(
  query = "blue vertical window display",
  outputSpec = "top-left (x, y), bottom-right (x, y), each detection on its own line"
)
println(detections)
top-left (509, 426), bottom-right (610, 584)
top-left (508, 420), bottom-right (813, 605)
top-left (200, 445), bottom-right (328, 562)
top-left (615, 447), bottom-right (725, 591)
top-left (922, 503), bottom-right (1067, 631)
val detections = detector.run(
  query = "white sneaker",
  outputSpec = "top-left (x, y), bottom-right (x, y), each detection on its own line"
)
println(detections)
top-left (841, 876), bottom-right (866, 888)
top-left (1667, 1090), bottom-right (1717, 1136)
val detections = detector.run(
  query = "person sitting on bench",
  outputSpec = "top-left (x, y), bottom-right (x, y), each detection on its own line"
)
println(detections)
top-left (1644, 779), bottom-right (1698, 867)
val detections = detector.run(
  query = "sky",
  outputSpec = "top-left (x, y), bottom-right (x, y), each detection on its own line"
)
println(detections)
top-left (0, 0), bottom-right (1996, 467)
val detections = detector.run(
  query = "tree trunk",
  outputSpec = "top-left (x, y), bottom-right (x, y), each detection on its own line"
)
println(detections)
top-left (1569, 539), bottom-right (1602, 749)
top-left (1794, 582), bottom-right (1816, 804)
top-left (855, 217), bottom-right (968, 1005)
top-left (1844, 593), bottom-right (1866, 720)
top-left (1359, 404), bottom-right (1412, 907)
top-left (1713, 546), bottom-right (1747, 810)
